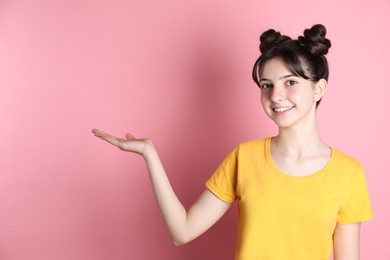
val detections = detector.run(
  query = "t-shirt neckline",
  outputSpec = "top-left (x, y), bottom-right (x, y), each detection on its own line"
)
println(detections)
top-left (264, 137), bottom-right (334, 181)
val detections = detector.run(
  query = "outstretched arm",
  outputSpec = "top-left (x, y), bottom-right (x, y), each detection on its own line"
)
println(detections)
top-left (92, 129), bottom-right (231, 245)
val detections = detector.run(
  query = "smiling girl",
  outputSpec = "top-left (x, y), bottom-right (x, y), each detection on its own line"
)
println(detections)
top-left (92, 24), bottom-right (372, 260)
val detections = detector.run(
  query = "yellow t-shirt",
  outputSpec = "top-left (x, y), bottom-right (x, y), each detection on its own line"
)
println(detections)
top-left (206, 138), bottom-right (373, 260)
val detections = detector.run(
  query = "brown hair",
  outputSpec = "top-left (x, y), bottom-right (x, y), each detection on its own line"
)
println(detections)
top-left (252, 24), bottom-right (332, 106)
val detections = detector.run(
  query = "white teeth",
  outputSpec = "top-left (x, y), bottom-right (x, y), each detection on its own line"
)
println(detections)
top-left (273, 107), bottom-right (293, 112)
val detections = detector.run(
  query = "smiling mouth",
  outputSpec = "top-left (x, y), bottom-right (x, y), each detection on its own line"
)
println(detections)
top-left (273, 106), bottom-right (294, 112)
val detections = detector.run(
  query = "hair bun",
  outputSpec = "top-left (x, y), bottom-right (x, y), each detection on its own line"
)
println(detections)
top-left (298, 24), bottom-right (331, 56)
top-left (259, 29), bottom-right (291, 53)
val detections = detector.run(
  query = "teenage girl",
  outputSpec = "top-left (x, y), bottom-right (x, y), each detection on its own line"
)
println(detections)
top-left (92, 24), bottom-right (372, 260)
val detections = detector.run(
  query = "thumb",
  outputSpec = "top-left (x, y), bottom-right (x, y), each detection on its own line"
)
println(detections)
top-left (125, 133), bottom-right (136, 141)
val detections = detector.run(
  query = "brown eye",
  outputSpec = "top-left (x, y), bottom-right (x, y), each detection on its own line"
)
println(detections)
top-left (260, 83), bottom-right (272, 89)
top-left (286, 80), bottom-right (297, 86)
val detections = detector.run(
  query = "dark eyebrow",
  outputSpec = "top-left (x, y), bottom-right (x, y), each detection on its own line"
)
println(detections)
top-left (260, 74), bottom-right (296, 82)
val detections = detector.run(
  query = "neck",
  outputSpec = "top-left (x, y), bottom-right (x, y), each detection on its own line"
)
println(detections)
top-left (273, 115), bottom-right (327, 158)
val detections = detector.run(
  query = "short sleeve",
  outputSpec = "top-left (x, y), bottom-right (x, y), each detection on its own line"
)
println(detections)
top-left (205, 147), bottom-right (238, 203)
top-left (337, 167), bottom-right (373, 224)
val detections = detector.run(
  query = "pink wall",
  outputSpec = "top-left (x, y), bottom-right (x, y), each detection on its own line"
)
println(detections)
top-left (0, 0), bottom-right (389, 259)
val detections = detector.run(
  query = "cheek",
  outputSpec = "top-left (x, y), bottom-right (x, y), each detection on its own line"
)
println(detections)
top-left (288, 88), bottom-right (300, 101)
top-left (288, 88), bottom-right (312, 103)
top-left (260, 93), bottom-right (268, 107)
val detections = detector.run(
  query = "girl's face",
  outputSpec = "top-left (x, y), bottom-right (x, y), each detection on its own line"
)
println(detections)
top-left (259, 58), bottom-right (325, 129)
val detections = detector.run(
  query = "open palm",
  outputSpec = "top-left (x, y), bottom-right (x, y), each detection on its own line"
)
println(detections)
top-left (92, 129), bottom-right (152, 155)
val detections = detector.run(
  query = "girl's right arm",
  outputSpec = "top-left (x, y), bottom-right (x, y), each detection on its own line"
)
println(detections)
top-left (92, 129), bottom-right (232, 245)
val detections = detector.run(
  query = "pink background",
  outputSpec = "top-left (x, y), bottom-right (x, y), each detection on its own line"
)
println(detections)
top-left (0, 0), bottom-right (389, 259)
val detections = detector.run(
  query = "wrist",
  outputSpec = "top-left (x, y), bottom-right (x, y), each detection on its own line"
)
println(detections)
top-left (142, 141), bottom-right (156, 158)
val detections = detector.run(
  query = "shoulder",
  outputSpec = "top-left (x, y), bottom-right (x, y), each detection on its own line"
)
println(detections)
top-left (236, 138), bottom-right (269, 151)
top-left (330, 148), bottom-right (365, 179)
top-left (332, 148), bottom-right (363, 169)
top-left (231, 138), bottom-right (269, 160)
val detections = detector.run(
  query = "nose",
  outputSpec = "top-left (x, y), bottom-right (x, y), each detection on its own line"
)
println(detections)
top-left (270, 85), bottom-right (285, 102)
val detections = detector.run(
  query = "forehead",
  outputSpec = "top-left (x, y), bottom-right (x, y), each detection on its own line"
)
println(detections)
top-left (260, 58), bottom-right (293, 80)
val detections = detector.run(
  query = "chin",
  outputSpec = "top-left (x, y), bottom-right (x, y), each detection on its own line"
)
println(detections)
top-left (271, 118), bottom-right (296, 129)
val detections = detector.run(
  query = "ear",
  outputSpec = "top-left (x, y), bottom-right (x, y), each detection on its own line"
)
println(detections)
top-left (314, 79), bottom-right (327, 102)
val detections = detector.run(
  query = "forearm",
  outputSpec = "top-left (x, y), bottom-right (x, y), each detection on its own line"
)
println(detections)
top-left (142, 145), bottom-right (187, 244)
top-left (92, 129), bottom-right (231, 245)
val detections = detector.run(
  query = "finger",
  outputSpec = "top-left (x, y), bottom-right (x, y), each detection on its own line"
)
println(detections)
top-left (92, 129), bottom-right (116, 140)
top-left (125, 133), bottom-right (136, 141)
top-left (92, 129), bottom-right (121, 146)
top-left (92, 129), bottom-right (109, 137)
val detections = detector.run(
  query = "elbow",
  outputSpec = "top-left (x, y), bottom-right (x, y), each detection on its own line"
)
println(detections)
top-left (171, 235), bottom-right (191, 246)
top-left (172, 238), bottom-right (188, 246)
top-left (172, 240), bottom-right (185, 246)
top-left (169, 224), bottom-right (195, 246)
